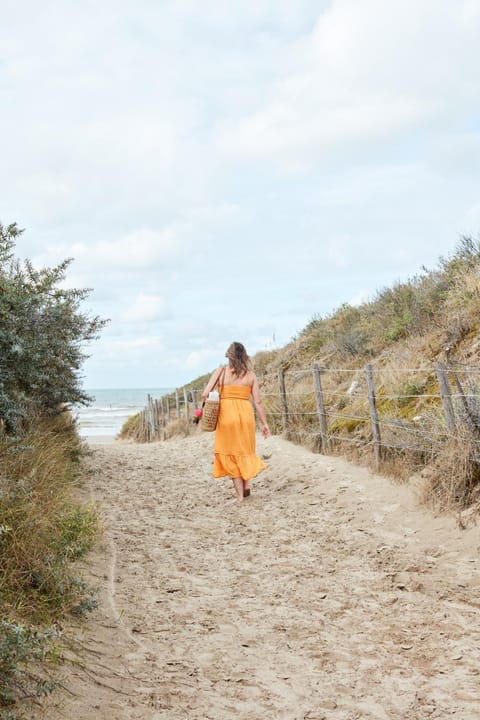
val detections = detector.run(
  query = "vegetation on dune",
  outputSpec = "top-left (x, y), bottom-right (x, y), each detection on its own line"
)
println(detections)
top-left (265, 236), bottom-right (480, 509)
top-left (0, 224), bottom-right (104, 718)
top-left (117, 411), bottom-right (143, 441)
top-left (122, 236), bottom-right (480, 512)
top-left (286, 236), bottom-right (480, 365)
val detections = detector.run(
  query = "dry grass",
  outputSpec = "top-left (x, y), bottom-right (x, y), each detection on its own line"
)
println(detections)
top-left (117, 412), bottom-right (143, 441)
top-left (0, 413), bottom-right (99, 717)
top-left (419, 431), bottom-right (480, 512)
top-left (0, 414), bottom-right (98, 622)
top-left (119, 413), bottom-right (193, 442)
top-left (164, 418), bottom-right (191, 439)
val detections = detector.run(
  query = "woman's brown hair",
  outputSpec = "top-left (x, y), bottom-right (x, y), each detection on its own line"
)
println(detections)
top-left (226, 342), bottom-right (251, 377)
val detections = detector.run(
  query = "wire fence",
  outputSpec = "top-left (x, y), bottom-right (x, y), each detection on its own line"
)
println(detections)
top-left (134, 361), bottom-right (480, 465)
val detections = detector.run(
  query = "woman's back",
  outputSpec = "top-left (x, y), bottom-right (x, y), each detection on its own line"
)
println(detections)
top-left (222, 367), bottom-right (255, 387)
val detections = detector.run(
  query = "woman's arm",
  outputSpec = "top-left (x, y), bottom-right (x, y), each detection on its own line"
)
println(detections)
top-left (201, 367), bottom-right (224, 400)
top-left (251, 374), bottom-right (270, 437)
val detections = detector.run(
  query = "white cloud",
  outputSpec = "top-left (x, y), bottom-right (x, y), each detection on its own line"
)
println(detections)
top-left (217, 0), bottom-right (480, 168)
top-left (166, 0), bottom-right (324, 32)
top-left (124, 294), bottom-right (169, 323)
top-left (35, 225), bottom-right (187, 278)
top-left (83, 227), bottom-right (184, 270)
top-left (185, 349), bottom-right (221, 370)
top-left (462, 0), bottom-right (480, 23)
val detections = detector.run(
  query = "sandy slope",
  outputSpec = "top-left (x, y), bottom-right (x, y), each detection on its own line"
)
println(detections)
top-left (43, 432), bottom-right (480, 720)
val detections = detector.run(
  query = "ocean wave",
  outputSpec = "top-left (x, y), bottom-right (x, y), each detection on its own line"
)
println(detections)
top-left (75, 388), bottom-right (172, 437)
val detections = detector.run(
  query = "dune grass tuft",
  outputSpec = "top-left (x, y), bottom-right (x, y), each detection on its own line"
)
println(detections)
top-left (0, 415), bottom-right (99, 716)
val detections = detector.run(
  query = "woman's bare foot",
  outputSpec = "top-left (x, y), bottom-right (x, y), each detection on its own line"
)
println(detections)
top-left (232, 477), bottom-right (244, 502)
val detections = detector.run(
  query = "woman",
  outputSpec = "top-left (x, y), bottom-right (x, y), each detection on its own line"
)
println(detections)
top-left (202, 342), bottom-right (270, 502)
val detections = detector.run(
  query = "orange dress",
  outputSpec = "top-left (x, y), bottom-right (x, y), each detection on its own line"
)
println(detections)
top-left (213, 385), bottom-right (266, 480)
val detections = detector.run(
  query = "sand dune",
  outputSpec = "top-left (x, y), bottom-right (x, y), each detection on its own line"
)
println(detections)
top-left (44, 433), bottom-right (480, 720)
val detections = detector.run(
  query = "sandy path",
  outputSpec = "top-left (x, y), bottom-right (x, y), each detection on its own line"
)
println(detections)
top-left (44, 433), bottom-right (480, 720)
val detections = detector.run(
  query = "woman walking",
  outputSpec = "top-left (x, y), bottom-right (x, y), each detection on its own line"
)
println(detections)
top-left (202, 342), bottom-right (270, 502)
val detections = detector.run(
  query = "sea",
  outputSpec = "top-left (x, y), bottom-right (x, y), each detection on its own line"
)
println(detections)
top-left (75, 388), bottom-right (172, 439)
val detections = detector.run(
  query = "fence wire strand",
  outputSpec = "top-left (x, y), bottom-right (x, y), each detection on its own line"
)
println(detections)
top-left (140, 363), bottom-right (480, 453)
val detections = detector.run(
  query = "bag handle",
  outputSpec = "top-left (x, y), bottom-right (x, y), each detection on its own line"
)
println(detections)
top-left (212, 366), bottom-right (226, 391)
top-left (200, 367), bottom-right (226, 411)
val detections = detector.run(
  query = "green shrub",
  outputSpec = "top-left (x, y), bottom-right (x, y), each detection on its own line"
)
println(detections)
top-left (53, 505), bottom-right (98, 562)
top-left (0, 223), bottom-right (107, 432)
top-left (0, 620), bottom-right (59, 717)
top-left (396, 380), bottom-right (426, 408)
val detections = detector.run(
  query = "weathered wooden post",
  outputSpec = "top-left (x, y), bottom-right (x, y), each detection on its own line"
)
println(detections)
top-left (450, 369), bottom-right (471, 420)
top-left (166, 395), bottom-right (171, 423)
top-left (157, 398), bottom-right (162, 440)
top-left (147, 394), bottom-right (155, 442)
top-left (278, 367), bottom-right (289, 435)
top-left (183, 387), bottom-right (189, 420)
top-left (312, 363), bottom-right (329, 453)
top-left (160, 396), bottom-right (166, 440)
top-left (151, 395), bottom-right (157, 439)
top-left (192, 389), bottom-right (199, 410)
top-left (435, 362), bottom-right (456, 433)
top-left (153, 395), bottom-right (159, 438)
top-left (144, 404), bottom-right (150, 443)
top-left (365, 364), bottom-right (382, 466)
top-left (155, 398), bottom-right (162, 440)
top-left (175, 389), bottom-right (180, 420)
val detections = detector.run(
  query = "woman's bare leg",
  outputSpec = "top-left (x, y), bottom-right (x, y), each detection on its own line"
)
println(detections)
top-left (232, 477), bottom-right (244, 502)
top-left (243, 480), bottom-right (251, 497)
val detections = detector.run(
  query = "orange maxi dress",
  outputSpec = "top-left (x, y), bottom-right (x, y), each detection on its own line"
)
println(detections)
top-left (213, 385), bottom-right (266, 480)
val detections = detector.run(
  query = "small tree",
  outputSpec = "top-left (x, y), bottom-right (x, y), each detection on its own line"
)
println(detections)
top-left (0, 223), bottom-right (107, 431)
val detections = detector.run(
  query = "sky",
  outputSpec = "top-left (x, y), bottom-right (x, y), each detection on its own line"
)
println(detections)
top-left (1, 0), bottom-right (480, 388)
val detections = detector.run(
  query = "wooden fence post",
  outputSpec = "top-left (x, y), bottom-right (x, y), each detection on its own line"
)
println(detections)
top-left (145, 400), bottom-right (150, 442)
top-left (312, 363), bottom-right (329, 453)
top-left (155, 399), bottom-right (161, 439)
top-left (365, 364), bottom-right (381, 466)
top-left (147, 394), bottom-right (155, 441)
top-left (166, 395), bottom-right (171, 423)
top-left (435, 362), bottom-right (456, 433)
top-left (153, 395), bottom-right (159, 438)
top-left (158, 397), bottom-right (164, 440)
top-left (192, 390), bottom-right (199, 410)
top-left (148, 395), bottom-right (154, 440)
top-left (152, 397), bottom-right (158, 439)
top-left (175, 389), bottom-right (180, 420)
top-left (450, 369), bottom-right (471, 421)
top-left (183, 387), bottom-right (189, 421)
top-left (278, 367), bottom-right (289, 435)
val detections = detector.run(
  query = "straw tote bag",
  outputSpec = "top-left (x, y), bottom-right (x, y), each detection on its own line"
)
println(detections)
top-left (200, 368), bottom-right (226, 432)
